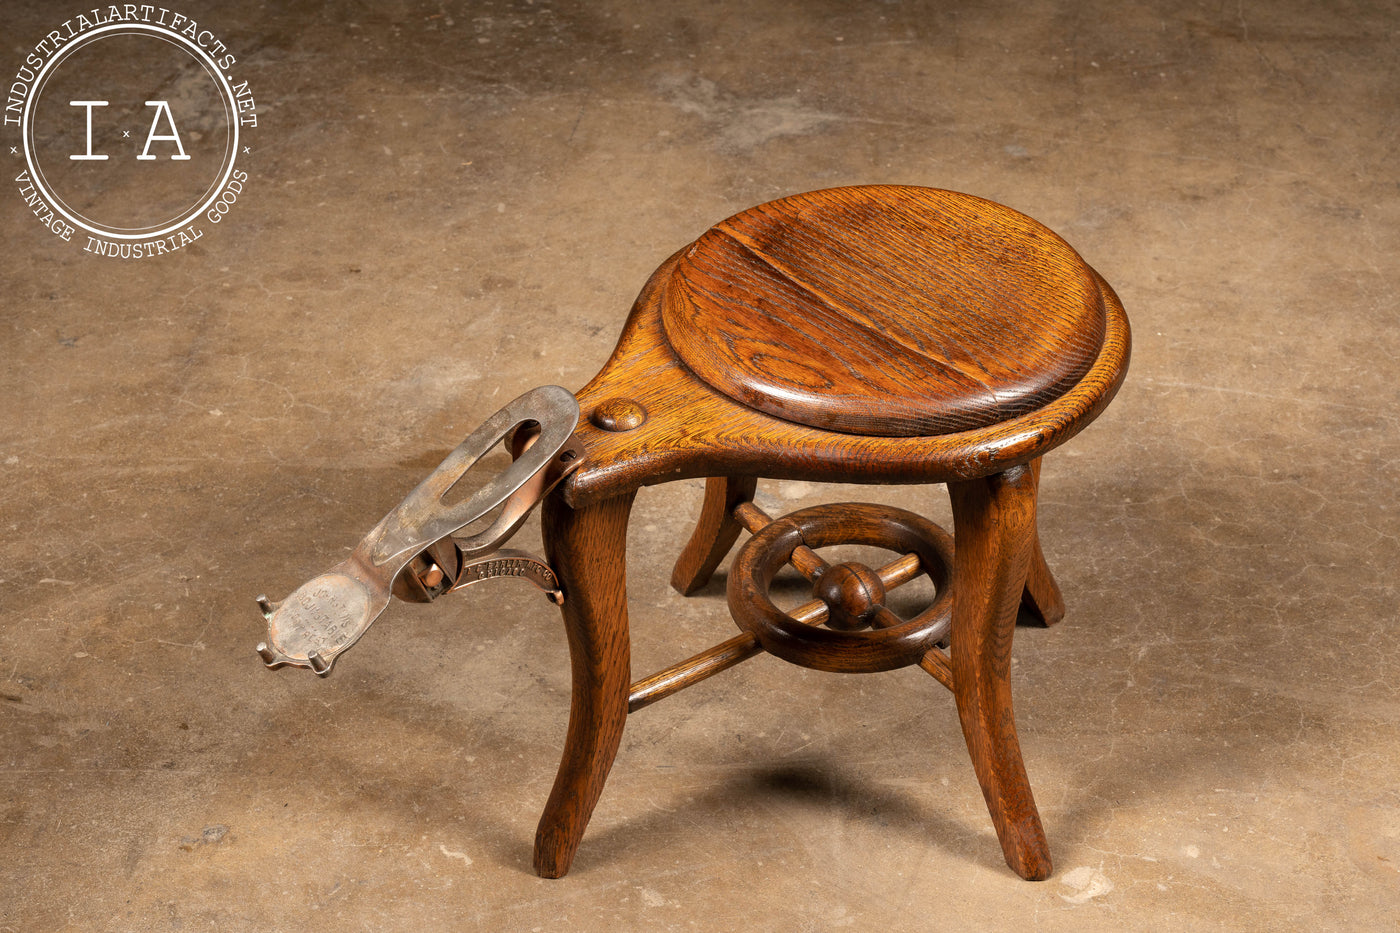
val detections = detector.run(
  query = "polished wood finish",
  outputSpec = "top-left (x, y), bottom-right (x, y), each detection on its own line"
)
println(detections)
top-left (1020, 458), bottom-right (1066, 626)
top-left (813, 561), bottom-right (888, 631)
top-left (529, 185), bottom-right (1128, 880)
top-left (734, 499), bottom-right (844, 581)
top-left (727, 502), bottom-right (955, 673)
top-left (949, 465), bottom-right (1052, 879)
top-left (627, 632), bottom-right (762, 713)
top-left (663, 186), bottom-right (1106, 437)
top-left (589, 396), bottom-right (648, 432)
top-left (915, 639), bottom-right (956, 691)
top-left (1022, 536), bottom-right (1066, 626)
top-left (533, 490), bottom-right (636, 879)
top-left (634, 504), bottom-right (956, 710)
top-left (670, 475), bottom-right (757, 595)
top-left (562, 256), bottom-right (1128, 510)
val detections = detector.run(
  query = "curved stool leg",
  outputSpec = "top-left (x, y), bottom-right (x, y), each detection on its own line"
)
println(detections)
top-left (1022, 534), bottom-right (1065, 627)
top-left (1020, 458), bottom-right (1066, 627)
top-left (533, 490), bottom-right (637, 878)
top-left (670, 476), bottom-right (757, 595)
top-left (948, 465), bottom-right (1053, 880)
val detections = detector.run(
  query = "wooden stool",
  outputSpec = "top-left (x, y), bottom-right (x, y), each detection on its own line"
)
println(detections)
top-left (534, 185), bottom-right (1130, 880)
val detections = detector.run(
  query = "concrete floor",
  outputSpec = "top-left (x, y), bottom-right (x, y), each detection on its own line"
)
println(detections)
top-left (2, 0), bottom-right (1397, 929)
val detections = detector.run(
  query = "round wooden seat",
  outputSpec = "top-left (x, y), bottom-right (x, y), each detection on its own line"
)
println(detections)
top-left (661, 186), bottom-right (1107, 437)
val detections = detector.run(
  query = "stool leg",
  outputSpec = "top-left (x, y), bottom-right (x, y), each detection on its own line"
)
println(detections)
top-left (670, 476), bottom-right (757, 595)
top-left (533, 490), bottom-right (637, 878)
top-left (948, 465), bottom-right (1053, 880)
top-left (1021, 458), bottom-right (1066, 627)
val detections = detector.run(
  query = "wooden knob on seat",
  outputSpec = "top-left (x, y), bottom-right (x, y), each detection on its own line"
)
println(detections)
top-left (813, 561), bottom-right (886, 631)
top-left (590, 397), bottom-right (647, 432)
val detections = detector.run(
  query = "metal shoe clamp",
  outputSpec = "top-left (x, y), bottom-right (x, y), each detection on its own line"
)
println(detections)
top-left (255, 385), bottom-right (585, 676)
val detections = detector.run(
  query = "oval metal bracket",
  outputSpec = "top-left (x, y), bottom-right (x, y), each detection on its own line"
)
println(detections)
top-left (255, 385), bottom-right (582, 676)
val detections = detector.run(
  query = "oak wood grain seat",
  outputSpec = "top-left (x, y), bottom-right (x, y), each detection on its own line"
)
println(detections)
top-left (663, 186), bottom-right (1107, 437)
top-left (529, 185), bottom-right (1131, 882)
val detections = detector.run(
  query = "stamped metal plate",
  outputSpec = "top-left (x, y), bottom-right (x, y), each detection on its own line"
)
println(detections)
top-left (256, 385), bottom-right (583, 676)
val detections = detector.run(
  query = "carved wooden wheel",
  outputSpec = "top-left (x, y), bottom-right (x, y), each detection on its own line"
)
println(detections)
top-left (726, 501), bottom-right (955, 674)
